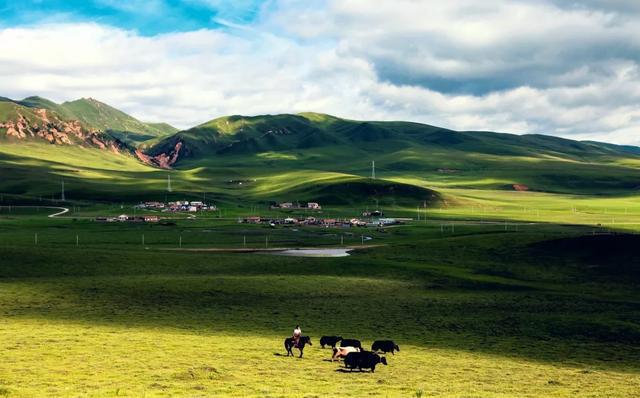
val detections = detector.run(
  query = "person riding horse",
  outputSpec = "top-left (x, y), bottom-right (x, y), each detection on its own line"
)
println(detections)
top-left (284, 326), bottom-right (312, 358)
top-left (292, 325), bottom-right (302, 348)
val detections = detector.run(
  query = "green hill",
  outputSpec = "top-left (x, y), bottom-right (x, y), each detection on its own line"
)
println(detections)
top-left (3, 104), bottom-right (640, 203)
top-left (61, 98), bottom-right (177, 143)
top-left (0, 96), bottom-right (177, 145)
top-left (143, 112), bottom-right (640, 195)
top-left (149, 112), bottom-right (638, 161)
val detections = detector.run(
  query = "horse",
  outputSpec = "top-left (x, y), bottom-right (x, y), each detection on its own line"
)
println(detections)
top-left (284, 336), bottom-right (312, 358)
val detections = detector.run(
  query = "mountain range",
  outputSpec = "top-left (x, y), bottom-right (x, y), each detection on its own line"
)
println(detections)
top-left (2, 95), bottom-right (640, 200)
top-left (0, 96), bottom-right (177, 147)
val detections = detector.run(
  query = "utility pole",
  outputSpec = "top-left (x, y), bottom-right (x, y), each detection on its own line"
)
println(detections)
top-left (167, 174), bottom-right (172, 193)
top-left (371, 160), bottom-right (375, 180)
top-left (424, 200), bottom-right (427, 224)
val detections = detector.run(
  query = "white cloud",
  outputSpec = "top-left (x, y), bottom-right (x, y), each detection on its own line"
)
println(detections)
top-left (0, 0), bottom-right (639, 145)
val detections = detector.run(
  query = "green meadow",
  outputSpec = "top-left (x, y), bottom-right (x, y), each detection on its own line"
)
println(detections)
top-left (1, 120), bottom-right (640, 397)
top-left (0, 207), bottom-right (639, 397)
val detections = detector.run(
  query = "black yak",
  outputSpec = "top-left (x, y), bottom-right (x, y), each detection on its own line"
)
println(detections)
top-left (339, 339), bottom-right (362, 349)
top-left (344, 351), bottom-right (387, 372)
top-left (320, 335), bottom-right (343, 349)
top-left (371, 340), bottom-right (400, 355)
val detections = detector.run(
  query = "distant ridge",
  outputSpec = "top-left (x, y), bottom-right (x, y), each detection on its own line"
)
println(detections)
top-left (143, 112), bottom-right (640, 168)
top-left (0, 96), bottom-right (177, 145)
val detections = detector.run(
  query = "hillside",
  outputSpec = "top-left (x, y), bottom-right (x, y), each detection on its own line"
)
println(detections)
top-left (147, 112), bottom-right (640, 163)
top-left (3, 105), bottom-right (640, 201)
top-left (0, 96), bottom-right (177, 145)
top-left (142, 112), bottom-right (640, 195)
top-left (61, 98), bottom-right (177, 144)
top-left (0, 100), bottom-right (128, 151)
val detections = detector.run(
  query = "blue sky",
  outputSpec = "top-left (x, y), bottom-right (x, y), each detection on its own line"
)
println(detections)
top-left (0, 0), bottom-right (267, 34)
top-left (1, 0), bottom-right (639, 145)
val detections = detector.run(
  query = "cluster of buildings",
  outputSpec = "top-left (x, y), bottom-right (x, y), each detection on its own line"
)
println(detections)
top-left (96, 214), bottom-right (160, 223)
top-left (136, 200), bottom-right (217, 213)
top-left (240, 216), bottom-right (398, 228)
top-left (271, 202), bottom-right (322, 210)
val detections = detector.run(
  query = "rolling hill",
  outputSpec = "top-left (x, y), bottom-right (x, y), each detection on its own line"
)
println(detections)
top-left (0, 96), bottom-right (177, 145)
top-left (140, 112), bottom-right (640, 195)
top-left (2, 100), bottom-right (640, 203)
top-left (146, 112), bottom-right (640, 165)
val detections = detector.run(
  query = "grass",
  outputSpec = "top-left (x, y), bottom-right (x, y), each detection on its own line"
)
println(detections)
top-left (1, 117), bottom-right (640, 396)
top-left (0, 208), bottom-right (638, 396)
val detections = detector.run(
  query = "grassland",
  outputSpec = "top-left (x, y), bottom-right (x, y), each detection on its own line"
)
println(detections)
top-left (0, 207), bottom-right (639, 397)
top-left (1, 113), bottom-right (640, 396)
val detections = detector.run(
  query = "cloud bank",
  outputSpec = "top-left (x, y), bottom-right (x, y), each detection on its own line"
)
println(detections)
top-left (0, 0), bottom-right (639, 144)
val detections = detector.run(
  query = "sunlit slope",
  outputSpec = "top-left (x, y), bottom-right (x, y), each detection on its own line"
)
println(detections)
top-left (2, 110), bottom-right (640, 206)
top-left (148, 113), bottom-right (640, 194)
top-left (0, 96), bottom-right (177, 145)
top-left (0, 142), bottom-right (164, 200)
top-left (62, 98), bottom-right (177, 140)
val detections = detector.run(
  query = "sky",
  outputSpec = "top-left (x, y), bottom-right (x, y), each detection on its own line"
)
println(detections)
top-left (0, 0), bottom-right (639, 145)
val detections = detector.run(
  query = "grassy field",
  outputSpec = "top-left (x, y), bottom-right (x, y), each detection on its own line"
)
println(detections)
top-left (0, 208), bottom-right (639, 397)
top-left (1, 123), bottom-right (640, 396)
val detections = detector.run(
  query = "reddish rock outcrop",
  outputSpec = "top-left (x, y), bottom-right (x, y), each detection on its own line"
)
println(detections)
top-left (0, 107), bottom-right (126, 151)
top-left (513, 184), bottom-right (529, 191)
top-left (135, 141), bottom-right (183, 169)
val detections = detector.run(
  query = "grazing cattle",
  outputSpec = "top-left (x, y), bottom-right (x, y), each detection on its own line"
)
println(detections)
top-left (284, 336), bottom-right (312, 358)
top-left (340, 339), bottom-right (362, 349)
top-left (371, 340), bottom-right (400, 355)
top-left (344, 351), bottom-right (387, 373)
top-left (320, 335), bottom-right (343, 349)
top-left (331, 346), bottom-right (360, 362)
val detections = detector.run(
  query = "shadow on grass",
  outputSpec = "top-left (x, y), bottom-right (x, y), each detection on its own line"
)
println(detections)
top-left (335, 368), bottom-right (373, 373)
top-left (0, 232), bottom-right (639, 374)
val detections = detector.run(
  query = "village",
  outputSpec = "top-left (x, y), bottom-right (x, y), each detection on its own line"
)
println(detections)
top-left (271, 201), bottom-right (322, 210)
top-left (136, 200), bottom-right (217, 212)
top-left (92, 198), bottom-right (402, 227)
top-left (241, 215), bottom-right (400, 228)
top-left (94, 200), bottom-right (217, 223)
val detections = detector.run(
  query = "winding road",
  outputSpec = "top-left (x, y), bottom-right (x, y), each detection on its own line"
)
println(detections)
top-left (0, 206), bottom-right (70, 218)
top-left (47, 207), bottom-right (69, 218)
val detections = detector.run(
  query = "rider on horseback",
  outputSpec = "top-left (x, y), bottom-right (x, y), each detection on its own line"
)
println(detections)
top-left (292, 325), bottom-right (302, 347)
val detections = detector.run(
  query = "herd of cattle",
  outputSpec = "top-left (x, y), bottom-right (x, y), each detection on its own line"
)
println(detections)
top-left (285, 335), bottom-right (400, 373)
